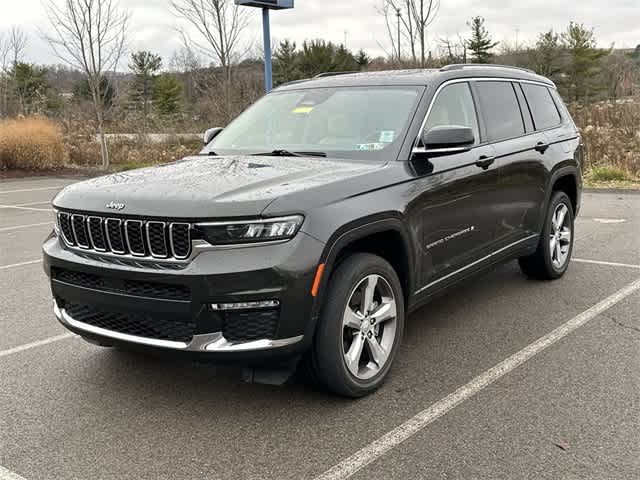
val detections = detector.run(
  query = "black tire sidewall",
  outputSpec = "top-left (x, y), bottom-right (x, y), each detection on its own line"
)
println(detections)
top-left (312, 253), bottom-right (405, 397)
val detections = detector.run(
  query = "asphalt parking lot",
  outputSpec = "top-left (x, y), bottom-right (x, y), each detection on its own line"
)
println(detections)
top-left (1, 177), bottom-right (639, 480)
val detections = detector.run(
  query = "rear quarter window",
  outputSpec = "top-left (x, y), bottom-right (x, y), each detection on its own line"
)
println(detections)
top-left (521, 83), bottom-right (562, 130)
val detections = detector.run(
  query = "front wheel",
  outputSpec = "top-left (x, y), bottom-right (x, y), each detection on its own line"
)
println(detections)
top-left (519, 191), bottom-right (574, 280)
top-left (308, 253), bottom-right (405, 397)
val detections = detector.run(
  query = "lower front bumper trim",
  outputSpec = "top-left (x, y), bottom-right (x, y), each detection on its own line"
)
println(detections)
top-left (53, 301), bottom-right (303, 353)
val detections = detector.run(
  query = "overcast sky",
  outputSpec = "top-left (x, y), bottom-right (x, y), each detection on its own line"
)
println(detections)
top-left (1, 0), bottom-right (638, 69)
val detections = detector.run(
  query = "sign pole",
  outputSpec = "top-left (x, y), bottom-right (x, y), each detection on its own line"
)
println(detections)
top-left (262, 7), bottom-right (273, 93)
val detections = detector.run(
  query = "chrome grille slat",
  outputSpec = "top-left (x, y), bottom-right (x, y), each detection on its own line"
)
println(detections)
top-left (71, 214), bottom-right (90, 249)
top-left (57, 212), bottom-right (192, 262)
top-left (125, 220), bottom-right (146, 257)
top-left (87, 216), bottom-right (107, 252)
top-left (146, 221), bottom-right (168, 258)
top-left (58, 213), bottom-right (76, 246)
top-left (105, 218), bottom-right (126, 254)
top-left (169, 223), bottom-right (191, 260)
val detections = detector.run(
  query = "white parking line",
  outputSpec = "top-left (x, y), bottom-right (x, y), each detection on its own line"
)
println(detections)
top-left (3, 201), bottom-right (51, 207)
top-left (0, 186), bottom-right (65, 194)
top-left (0, 260), bottom-right (40, 270)
top-left (0, 465), bottom-right (28, 480)
top-left (0, 222), bottom-right (52, 233)
top-left (315, 276), bottom-right (640, 480)
top-left (0, 333), bottom-right (75, 360)
top-left (0, 204), bottom-right (53, 212)
top-left (573, 258), bottom-right (640, 270)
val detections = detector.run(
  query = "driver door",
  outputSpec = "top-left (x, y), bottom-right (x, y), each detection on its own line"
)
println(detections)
top-left (411, 82), bottom-right (501, 291)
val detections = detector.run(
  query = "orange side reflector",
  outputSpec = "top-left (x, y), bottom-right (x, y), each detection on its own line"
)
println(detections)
top-left (311, 263), bottom-right (326, 297)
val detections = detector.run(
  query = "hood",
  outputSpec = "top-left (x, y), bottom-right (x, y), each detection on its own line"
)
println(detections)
top-left (53, 155), bottom-right (382, 219)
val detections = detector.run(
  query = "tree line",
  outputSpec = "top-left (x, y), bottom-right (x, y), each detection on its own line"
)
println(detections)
top-left (0, 0), bottom-right (638, 169)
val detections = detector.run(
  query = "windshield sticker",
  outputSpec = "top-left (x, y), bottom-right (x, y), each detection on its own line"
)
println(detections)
top-left (292, 106), bottom-right (314, 114)
top-left (379, 131), bottom-right (395, 143)
top-left (357, 143), bottom-right (386, 151)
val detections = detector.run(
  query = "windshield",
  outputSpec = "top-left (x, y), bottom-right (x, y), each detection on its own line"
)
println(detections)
top-left (204, 86), bottom-right (424, 161)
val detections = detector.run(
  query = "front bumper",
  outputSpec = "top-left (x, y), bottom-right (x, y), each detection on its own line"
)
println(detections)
top-left (44, 231), bottom-right (325, 361)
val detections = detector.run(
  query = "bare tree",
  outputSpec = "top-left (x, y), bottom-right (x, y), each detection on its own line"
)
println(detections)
top-left (409, 0), bottom-right (440, 67)
top-left (9, 26), bottom-right (27, 68)
top-left (0, 33), bottom-right (10, 116)
top-left (377, 0), bottom-right (439, 66)
top-left (170, 0), bottom-right (250, 81)
top-left (42, 0), bottom-right (129, 169)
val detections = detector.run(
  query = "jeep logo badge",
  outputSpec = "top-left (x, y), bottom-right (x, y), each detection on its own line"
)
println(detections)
top-left (106, 201), bottom-right (125, 211)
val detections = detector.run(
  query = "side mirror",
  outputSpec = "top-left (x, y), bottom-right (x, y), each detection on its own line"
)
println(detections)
top-left (416, 125), bottom-right (474, 156)
top-left (204, 127), bottom-right (224, 145)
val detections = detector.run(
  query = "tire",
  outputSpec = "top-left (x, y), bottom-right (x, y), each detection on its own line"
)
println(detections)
top-left (308, 253), bottom-right (405, 397)
top-left (519, 191), bottom-right (574, 280)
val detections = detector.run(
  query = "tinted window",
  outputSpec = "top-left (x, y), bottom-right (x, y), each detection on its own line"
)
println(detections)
top-left (514, 84), bottom-right (534, 132)
top-left (521, 84), bottom-right (561, 130)
top-left (424, 82), bottom-right (479, 144)
top-left (475, 81), bottom-right (524, 142)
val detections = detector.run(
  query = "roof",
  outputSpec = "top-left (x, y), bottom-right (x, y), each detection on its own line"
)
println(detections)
top-left (275, 65), bottom-right (554, 91)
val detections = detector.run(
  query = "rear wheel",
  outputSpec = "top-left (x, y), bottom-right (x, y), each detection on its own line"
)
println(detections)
top-left (308, 253), bottom-right (405, 397)
top-left (519, 191), bottom-right (574, 280)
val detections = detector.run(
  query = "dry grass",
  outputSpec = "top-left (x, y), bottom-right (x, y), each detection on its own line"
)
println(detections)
top-left (570, 99), bottom-right (640, 179)
top-left (0, 117), bottom-right (67, 170)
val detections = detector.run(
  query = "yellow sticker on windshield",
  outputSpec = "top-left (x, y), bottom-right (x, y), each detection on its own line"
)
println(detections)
top-left (292, 106), bottom-right (314, 114)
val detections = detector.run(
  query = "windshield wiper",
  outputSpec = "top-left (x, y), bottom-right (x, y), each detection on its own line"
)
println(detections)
top-left (251, 149), bottom-right (327, 158)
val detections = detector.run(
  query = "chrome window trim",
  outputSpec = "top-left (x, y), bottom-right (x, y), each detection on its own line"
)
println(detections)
top-left (54, 300), bottom-right (303, 353)
top-left (124, 220), bottom-right (146, 257)
top-left (415, 234), bottom-right (538, 295)
top-left (146, 221), bottom-right (169, 259)
top-left (105, 218), bottom-right (126, 254)
top-left (71, 214), bottom-right (90, 249)
top-left (413, 76), bottom-right (556, 153)
top-left (169, 222), bottom-right (192, 260)
top-left (86, 216), bottom-right (108, 252)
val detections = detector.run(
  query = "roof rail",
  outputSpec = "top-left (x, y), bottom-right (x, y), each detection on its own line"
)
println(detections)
top-left (313, 71), bottom-right (359, 78)
top-left (440, 63), bottom-right (536, 75)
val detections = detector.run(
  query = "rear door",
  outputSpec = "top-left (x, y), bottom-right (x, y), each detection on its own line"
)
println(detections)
top-left (472, 80), bottom-right (547, 247)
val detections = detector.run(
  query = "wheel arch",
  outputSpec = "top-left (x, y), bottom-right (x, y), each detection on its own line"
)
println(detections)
top-left (537, 165), bottom-right (581, 232)
top-left (311, 213), bottom-right (416, 319)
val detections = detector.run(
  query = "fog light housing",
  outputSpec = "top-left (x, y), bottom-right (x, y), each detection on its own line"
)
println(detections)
top-left (211, 300), bottom-right (280, 311)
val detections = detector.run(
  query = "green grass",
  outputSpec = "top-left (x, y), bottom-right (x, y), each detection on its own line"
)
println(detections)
top-left (587, 165), bottom-right (631, 182)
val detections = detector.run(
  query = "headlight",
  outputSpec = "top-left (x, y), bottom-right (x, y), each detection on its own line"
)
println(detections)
top-left (195, 215), bottom-right (304, 245)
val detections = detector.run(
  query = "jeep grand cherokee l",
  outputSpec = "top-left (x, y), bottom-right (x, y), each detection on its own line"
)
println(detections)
top-left (44, 65), bottom-right (582, 397)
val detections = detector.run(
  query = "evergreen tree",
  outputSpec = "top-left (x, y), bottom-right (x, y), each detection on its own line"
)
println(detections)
top-left (529, 30), bottom-right (563, 79)
top-left (12, 63), bottom-right (49, 115)
top-left (355, 49), bottom-right (371, 70)
top-left (129, 51), bottom-right (162, 132)
top-left (466, 16), bottom-right (499, 63)
top-left (153, 74), bottom-right (182, 115)
top-left (73, 76), bottom-right (114, 108)
top-left (273, 40), bottom-right (300, 85)
top-left (298, 40), bottom-right (358, 78)
top-left (561, 22), bottom-right (607, 101)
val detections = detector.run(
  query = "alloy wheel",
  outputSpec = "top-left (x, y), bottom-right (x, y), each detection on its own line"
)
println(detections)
top-left (549, 202), bottom-right (572, 269)
top-left (342, 274), bottom-right (398, 380)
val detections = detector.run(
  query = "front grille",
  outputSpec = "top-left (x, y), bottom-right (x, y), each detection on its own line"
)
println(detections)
top-left (65, 302), bottom-right (196, 343)
top-left (222, 309), bottom-right (279, 342)
top-left (57, 212), bottom-right (192, 261)
top-left (52, 268), bottom-right (191, 301)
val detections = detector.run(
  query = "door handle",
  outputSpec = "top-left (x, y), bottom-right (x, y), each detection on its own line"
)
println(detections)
top-left (535, 141), bottom-right (550, 153)
top-left (475, 155), bottom-right (495, 169)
